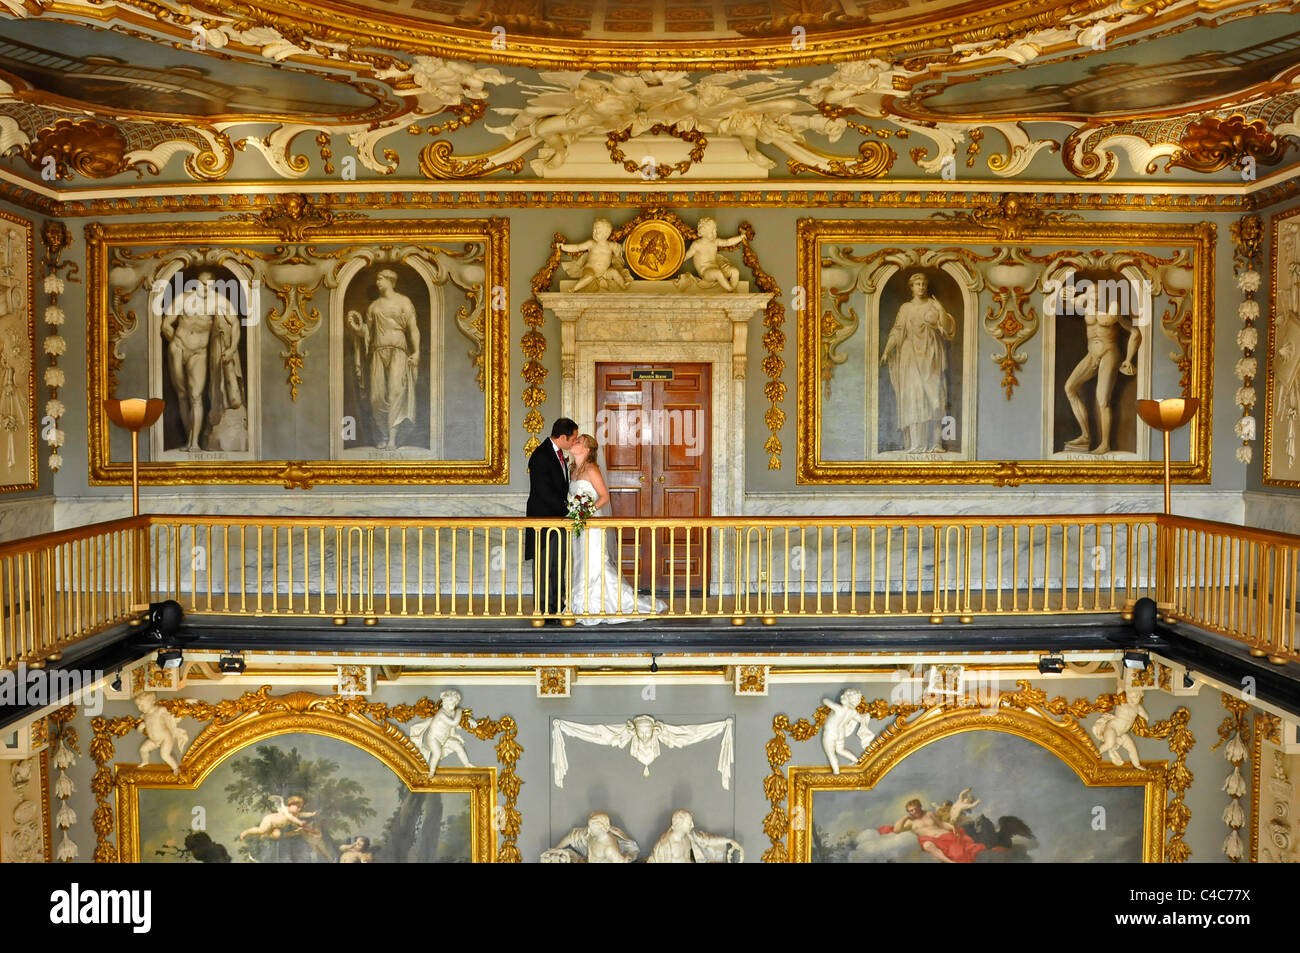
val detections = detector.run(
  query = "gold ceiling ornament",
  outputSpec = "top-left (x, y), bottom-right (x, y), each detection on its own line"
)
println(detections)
top-left (930, 193), bottom-right (1081, 241)
top-left (419, 140), bottom-right (526, 180)
top-left (92, 687), bottom-right (524, 863)
top-left (624, 219), bottom-right (686, 280)
top-left (1166, 115), bottom-right (1291, 175)
top-left (521, 238), bottom-right (566, 457)
top-left (786, 139), bottom-right (896, 179)
top-left (32, 0), bottom-right (1203, 71)
top-left (605, 123), bottom-right (708, 179)
top-left (22, 118), bottom-right (142, 180)
top-left (225, 192), bottom-right (361, 243)
top-left (1064, 91), bottom-right (1300, 180)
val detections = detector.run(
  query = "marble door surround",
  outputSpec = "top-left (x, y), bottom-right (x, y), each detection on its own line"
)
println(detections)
top-left (538, 283), bottom-right (772, 516)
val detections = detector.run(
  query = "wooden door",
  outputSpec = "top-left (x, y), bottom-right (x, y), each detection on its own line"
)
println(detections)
top-left (596, 363), bottom-right (710, 593)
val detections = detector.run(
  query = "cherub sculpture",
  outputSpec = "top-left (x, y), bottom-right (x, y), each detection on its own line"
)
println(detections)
top-left (239, 794), bottom-right (318, 841)
top-left (1091, 683), bottom-right (1148, 769)
top-left (647, 809), bottom-right (744, 863)
top-left (409, 689), bottom-right (476, 775)
top-left (679, 217), bottom-right (743, 291)
top-left (135, 691), bottom-right (189, 774)
top-left (821, 688), bottom-right (874, 775)
top-left (541, 811), bottom-right (639, 863)
top-left (559, 219), bottom-right (631, 292)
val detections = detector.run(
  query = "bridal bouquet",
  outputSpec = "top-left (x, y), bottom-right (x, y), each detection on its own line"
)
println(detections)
top-left (566, 489), bottom-right (597, 537)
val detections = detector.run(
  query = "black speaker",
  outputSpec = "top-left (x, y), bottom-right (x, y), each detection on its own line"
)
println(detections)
top-left (1132, 597), bottom-right (1157, 637)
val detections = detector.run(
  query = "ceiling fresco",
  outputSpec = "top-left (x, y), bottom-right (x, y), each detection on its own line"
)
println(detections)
top-left (0, 0), bottom-right (1296, 192)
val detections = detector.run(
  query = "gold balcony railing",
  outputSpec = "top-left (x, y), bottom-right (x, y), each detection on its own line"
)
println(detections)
top-left (0, 512), bottom-right (1297, 671)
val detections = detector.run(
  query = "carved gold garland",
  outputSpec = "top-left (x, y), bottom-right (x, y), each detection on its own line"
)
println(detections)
top-left (1213, 693), bottom-right (1251, 861)
top-left (605, 123), bottom-right (708, 180)
top-left (38, 221), bottom-right (74, 475)
top-left (90, 687), bottom-right (523, 863)
top-left (762, 679), bottom-right (1195, 863)
top-left (1231, 214), bottom-right (1263, 466)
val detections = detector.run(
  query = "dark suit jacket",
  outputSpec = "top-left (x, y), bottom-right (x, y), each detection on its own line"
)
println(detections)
top-left (524, 439), bottom-right (569, 560)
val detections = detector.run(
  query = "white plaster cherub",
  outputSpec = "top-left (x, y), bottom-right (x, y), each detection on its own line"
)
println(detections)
top-left (821, 688), bottom-right (875, 775)
top-left (682, 217), bottom-right (743, 291)
top-left (559, 218), bottom-right (630, 292)
top-left (239, 794), bottom-right (318, 841)
top-left (134, 691), bottom-right (189, 775)
top-left (1091, 684), bottom-right (1149, 769)
top-left (409, 689), bottom-right (476, 775)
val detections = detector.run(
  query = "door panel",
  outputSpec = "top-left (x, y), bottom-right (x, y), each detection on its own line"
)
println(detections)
top-left (596, 362), bottom-right (710, 593)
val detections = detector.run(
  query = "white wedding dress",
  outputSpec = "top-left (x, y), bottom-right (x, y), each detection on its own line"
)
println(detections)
top-left (568, 478), bottom-right (668, 624)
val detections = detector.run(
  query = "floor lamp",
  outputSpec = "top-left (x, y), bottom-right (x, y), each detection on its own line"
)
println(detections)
top-left (1136, 397), bottom-right (1199, 620)
top-left (103, 398), bottom-right (165, 517)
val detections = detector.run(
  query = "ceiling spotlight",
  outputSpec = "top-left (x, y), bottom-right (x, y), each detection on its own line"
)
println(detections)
top-left (1182, 672), bottom-right (1195, 689)
top-left (649, 653), bottom-right (659, 674)
top-left (218, 655), bottom-right (246, 674)
top-left (1037, 655), bottom-right (1066, 675)
top-left (1123, 651), bottom-right (1150, 670)
top-left (110, 671), bottom-right (122, 692)
top-left (155, 648), bottom-right (183, 670)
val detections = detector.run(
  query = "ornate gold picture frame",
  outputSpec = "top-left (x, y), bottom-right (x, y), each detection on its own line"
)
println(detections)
top-left (114, 701), bottom-right (497, 863)
top-left (1265, 205), bottom-right (1300, 486)
top-left (86, 211), bottom-right (508, 485)
top-left (0, 209), bottom-right (35, 492)
top-left (797, 215), bottom-right (1215, 484)
top-left (786, 705), bottom-right (1167, 863)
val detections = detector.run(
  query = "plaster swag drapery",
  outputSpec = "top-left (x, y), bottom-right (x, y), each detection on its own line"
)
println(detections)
top-left (551, 715), bottom-right (735, 790)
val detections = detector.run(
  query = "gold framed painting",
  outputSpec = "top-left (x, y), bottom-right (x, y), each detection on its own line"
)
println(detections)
top-left (797, 217), bottom-right (1214, 484)
top-left (115, 704), bottom-right (496, 863)
top-left (1265, 206), bottom-right (1300, 486)
top-left (0, 209), bottom-right (35, 492)
top-left (787, 706), bottom-right (1167, 863)
top-left (86, 214), bottom-right (508, 485)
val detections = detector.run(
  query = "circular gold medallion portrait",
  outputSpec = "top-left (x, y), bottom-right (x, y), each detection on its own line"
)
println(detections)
top-left (624, 220), bottom-right (685, 280)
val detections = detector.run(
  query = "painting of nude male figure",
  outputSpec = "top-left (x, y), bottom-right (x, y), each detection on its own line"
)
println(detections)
top-left (809, 730), bottom-right (1147, 863)
top-left (1044, 269), bottom-right (1151, 461)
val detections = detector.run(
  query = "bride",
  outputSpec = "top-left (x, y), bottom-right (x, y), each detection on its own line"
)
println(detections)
top-left (567, 434), bottom-right (667, 624)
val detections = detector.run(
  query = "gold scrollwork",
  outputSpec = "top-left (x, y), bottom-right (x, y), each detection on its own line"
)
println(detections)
top-left (419, 140), bottom-right (526, 180)
top-left (787, 140), bottom-right (895, 179)
top-left (93, 687), bottom-right (522, 863)
top-left (1249, 712), bottom-right (1283, 863)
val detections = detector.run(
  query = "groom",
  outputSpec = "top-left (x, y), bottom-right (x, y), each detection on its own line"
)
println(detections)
top-left (526, 417), bottom-right (578, 623)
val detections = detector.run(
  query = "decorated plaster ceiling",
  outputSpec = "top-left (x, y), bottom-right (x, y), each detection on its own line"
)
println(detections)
top-left (0, 0), bottom-right (1297, 192)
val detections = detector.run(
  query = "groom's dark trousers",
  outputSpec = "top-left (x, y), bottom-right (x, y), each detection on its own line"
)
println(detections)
top-left (524, 439), bottom-right (569, 616)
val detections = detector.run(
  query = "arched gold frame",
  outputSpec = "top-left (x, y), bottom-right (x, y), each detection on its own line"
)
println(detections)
top-left (115, 705), bottom-right (495, 863)
top-left (786, 705), bottom-right (1167, 863)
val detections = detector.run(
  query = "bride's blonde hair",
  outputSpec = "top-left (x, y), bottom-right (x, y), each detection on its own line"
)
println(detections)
top-left (574, 433), bottom-right (601, 476)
